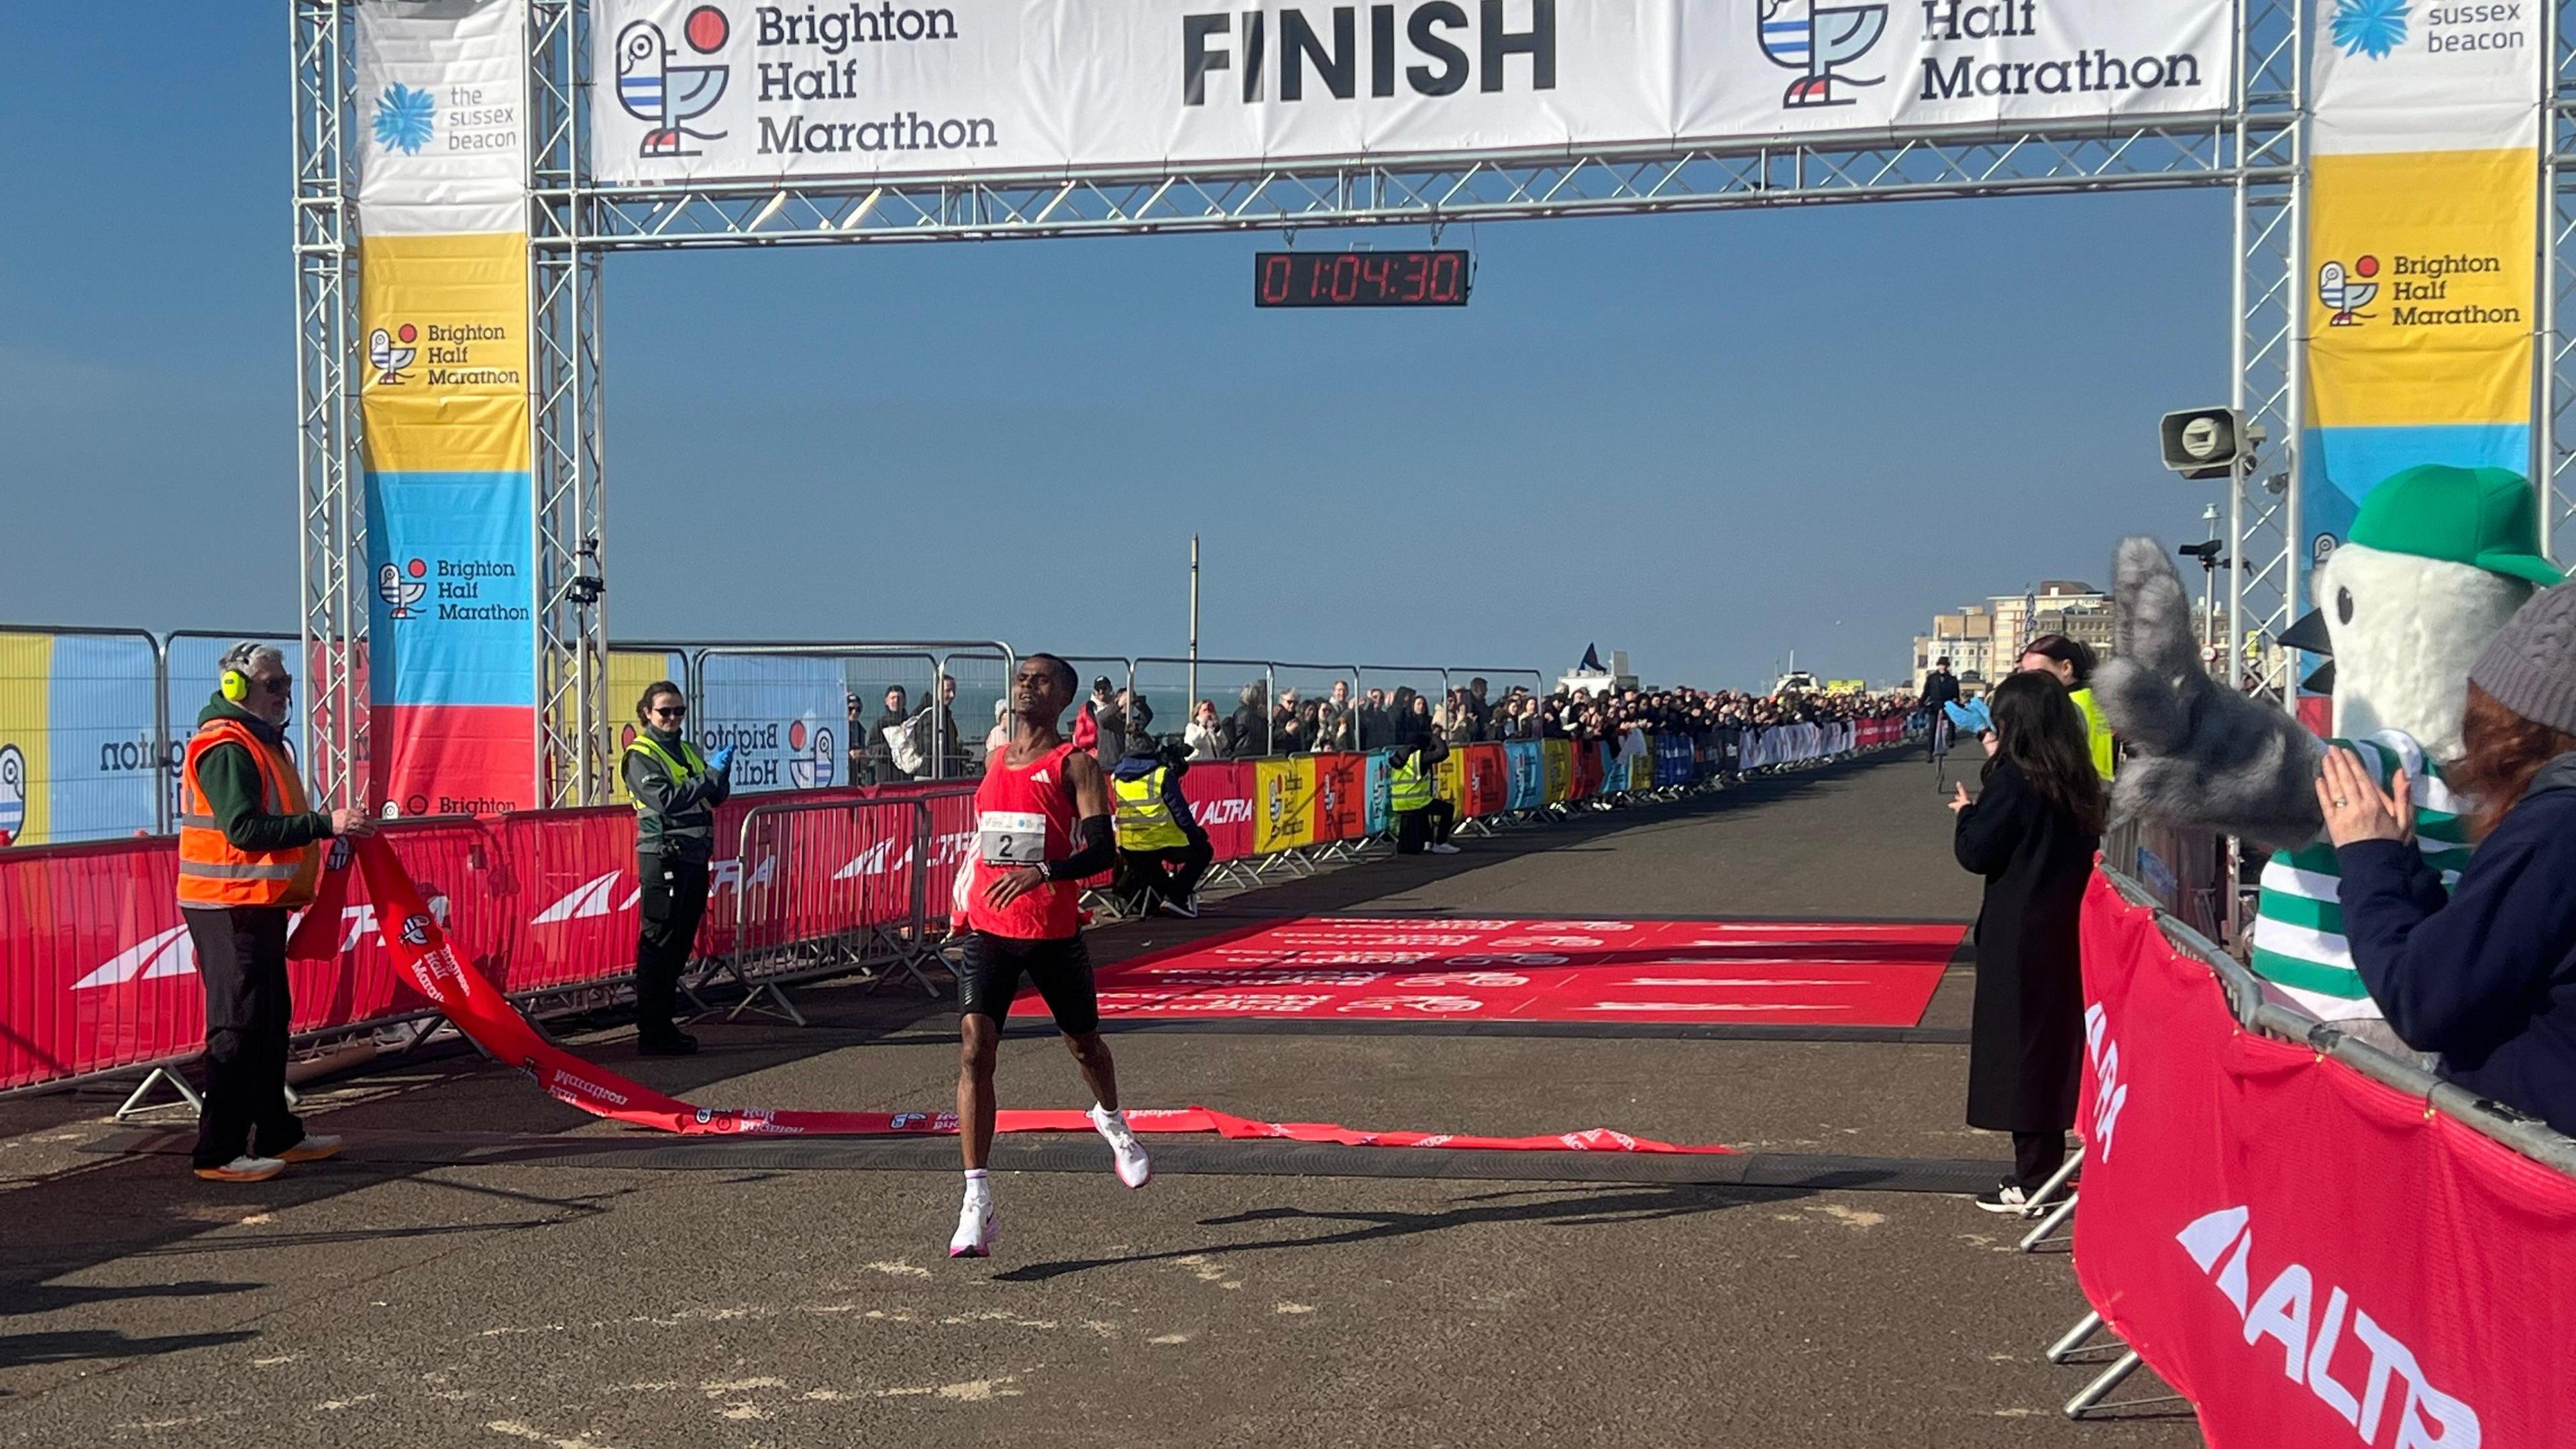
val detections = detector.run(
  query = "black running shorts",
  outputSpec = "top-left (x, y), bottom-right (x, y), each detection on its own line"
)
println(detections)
top-left (957, 931), bottom-right (1099, 1032)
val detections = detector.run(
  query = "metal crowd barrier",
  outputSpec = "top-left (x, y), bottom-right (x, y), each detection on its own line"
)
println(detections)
top-left (711, 788), bottom-right (975, 1023)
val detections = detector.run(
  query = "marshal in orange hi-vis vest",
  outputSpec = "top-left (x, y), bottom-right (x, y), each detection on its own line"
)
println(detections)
top-left (177, 718), bottom-right (324, 909)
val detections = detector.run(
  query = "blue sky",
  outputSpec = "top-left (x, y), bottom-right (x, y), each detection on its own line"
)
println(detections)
top-left (2, 9), bottom-right (2234, 692)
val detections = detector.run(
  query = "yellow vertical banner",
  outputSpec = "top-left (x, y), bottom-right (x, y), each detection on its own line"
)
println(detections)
top-left (2302, 1), bottom-right (2542, 553)
top-left (604, 650), bottom-right (687, 804)
top-left (1254, 757), bottom-right (1316, 854)
top-left (1434, 750), bottom-right (1464, 808)
top-left (1542, 739), bottom-right (1570, 803)
top-left (0, 634), bottom-right (55, 849)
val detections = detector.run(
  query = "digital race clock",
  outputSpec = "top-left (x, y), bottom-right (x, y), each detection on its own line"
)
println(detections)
top-left (1254, 250), bottom-right (1471, 308)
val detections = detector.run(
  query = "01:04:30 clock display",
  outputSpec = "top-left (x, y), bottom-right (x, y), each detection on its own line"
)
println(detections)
top-left (1254, 250), bottom-right (1471, 307)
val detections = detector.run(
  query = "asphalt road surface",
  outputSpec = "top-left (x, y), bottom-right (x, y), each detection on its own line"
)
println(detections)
top-left (0, 750), bottom-right (2200, 1447)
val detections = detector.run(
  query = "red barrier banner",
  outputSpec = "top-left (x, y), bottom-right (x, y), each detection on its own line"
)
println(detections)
top-left (2074, 872), bottom-right (2576, 1448)
top-left (1312, 753), bottom-right (1367, 843)
top-left (1182, 762), bottom-right (1256, 862)
top-left (1568, 740), bottom-right (1601, 800)
top-left (1462, 743), bottom-right (1509, 817)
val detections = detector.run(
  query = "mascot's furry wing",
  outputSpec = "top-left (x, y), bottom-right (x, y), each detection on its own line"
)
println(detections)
top-left (2094, 537), bottom-right (2322, 854)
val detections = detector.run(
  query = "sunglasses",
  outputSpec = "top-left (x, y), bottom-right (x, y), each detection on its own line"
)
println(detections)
top-left (649, 705), bottom-right (688, 720)
top-left (254, 675), bottom-right (293, 695)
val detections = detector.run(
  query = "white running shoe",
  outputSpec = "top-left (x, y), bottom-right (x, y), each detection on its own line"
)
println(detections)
top-left (1428, 842), bottom-right (1461, 855)
top-left (1089, 1105), bottom-right (1152, 1189)
top-left (949, 1194), bottom-right (998, 1258)
top-left (193, 1154), bottom-right (286, 1184)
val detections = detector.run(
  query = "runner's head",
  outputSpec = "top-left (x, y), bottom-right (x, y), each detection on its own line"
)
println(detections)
top-left (1015, 653), bottom-right (1077, 724)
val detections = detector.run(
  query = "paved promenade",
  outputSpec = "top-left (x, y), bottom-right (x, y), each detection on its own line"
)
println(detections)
top-left (0, 751), bottom-right (2197, 1447)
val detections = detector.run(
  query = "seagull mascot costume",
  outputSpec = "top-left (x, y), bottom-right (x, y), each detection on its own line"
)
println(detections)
top-left (2096, 465), bottom-right (2564, 1038)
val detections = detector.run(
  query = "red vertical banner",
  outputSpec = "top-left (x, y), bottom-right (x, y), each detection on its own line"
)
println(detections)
top-left (1463, 743), bottom-right (1509, 816)
top-left (1312, 753), bottom-right (1367, 841)
top-left (1182, 762), bottom-right (1256, 861)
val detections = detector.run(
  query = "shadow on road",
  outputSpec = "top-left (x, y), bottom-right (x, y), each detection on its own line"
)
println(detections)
top-left (990, 1181), bottom-right (1807, 1283)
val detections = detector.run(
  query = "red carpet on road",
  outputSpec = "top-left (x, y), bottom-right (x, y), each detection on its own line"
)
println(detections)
top-left (1024, 916), bottom-right (1964, 1026)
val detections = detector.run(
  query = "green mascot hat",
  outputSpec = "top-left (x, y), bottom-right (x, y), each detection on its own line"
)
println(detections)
top-left (2349, 464), bottom-right (2565, 587)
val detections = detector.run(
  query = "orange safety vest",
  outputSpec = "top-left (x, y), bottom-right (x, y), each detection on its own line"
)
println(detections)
top-left (177, 717), bottom-right (324, 910)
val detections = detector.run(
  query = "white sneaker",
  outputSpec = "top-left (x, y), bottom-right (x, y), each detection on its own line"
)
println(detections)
top-left (278, 1134), bottom-right (343, 1164)
top-left (1089, 1105), bottom-right (1152, 1189)
top-left (949, 1193), bottom-right (997, 1258)
top-left (1428, 843), bottom-right (1461, 855)
top-left (194, 1155), bottom-right (286, 1184)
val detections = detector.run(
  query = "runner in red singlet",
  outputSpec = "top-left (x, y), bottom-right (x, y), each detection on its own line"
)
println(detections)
top-left (949, 653), bottom-right (1150, 1258)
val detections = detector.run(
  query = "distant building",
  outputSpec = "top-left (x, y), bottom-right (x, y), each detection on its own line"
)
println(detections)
top-left (1913, 606), bottom-right (1995, 694)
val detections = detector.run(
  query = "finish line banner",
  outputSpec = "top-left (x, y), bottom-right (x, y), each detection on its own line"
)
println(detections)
top-left (588, 0), bottom-right (2233, 186)
top-left (342, 835), bottom-right (1731, 1153)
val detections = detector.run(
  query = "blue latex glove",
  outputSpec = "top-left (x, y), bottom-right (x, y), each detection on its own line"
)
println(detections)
top-left (1943, 698), bottom-right (1992, 736)
top-left (707, 746), bottom-right (736, 775)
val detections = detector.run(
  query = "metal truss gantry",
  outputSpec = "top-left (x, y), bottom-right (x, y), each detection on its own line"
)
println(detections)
top-left (297, 0), bottom-right (2326, 807)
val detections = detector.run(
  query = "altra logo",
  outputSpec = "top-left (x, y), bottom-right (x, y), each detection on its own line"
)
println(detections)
top-left (75, 895), bottom-right (453, 989)
top-left (2082, 1001), bottom-right (2130, 1160)
top-left (1194, 797), bottom-right (1254, 827)
top-left (2176, 1204), bottom-right (2478, 1444)
top-left (830, 837), bottom-right (913, 880)
top-left (531, 869), bottom-right (640, 924)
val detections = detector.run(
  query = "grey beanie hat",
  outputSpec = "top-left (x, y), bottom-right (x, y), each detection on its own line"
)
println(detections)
top-left (2468, 582), bottom-right (2576, 737)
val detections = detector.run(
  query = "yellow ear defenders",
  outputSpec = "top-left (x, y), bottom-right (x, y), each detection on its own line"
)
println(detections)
top-left (221, 668), bottom-right (252, 702)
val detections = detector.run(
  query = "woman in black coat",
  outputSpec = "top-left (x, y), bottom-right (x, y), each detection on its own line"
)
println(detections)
top-left (1949, 669), bottom-right (2104, 1212)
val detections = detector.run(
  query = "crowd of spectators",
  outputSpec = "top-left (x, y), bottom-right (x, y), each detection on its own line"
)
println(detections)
top-left (1172, 677), bottom-right (1919, 761)
top-left (842, 669), bottom-right (1919, 782)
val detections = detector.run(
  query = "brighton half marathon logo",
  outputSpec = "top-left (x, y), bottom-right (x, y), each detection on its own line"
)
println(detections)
top-left (2318, 255), bottom-right (2380, 327)
top-left (1758, 0), bottom-right (1888, 108)
top-left (2330, 0), bottom-right (2409, 59)
top-left (369, 325), bottom-right (417, 385)
top-left (378, 557), bottom-right (428, 619)
top-left (0, 742), bottom-right (26, 847)
top-left (618, 6), bottom-right (733, 158)
top-left (787, 717), bottom-right (837, 789)
top-left (373, 81), bottom-right (436, 154)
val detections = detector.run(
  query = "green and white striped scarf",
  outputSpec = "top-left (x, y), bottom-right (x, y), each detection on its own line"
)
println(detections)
top-left (2249, 731), bottom-right (2473, 1020)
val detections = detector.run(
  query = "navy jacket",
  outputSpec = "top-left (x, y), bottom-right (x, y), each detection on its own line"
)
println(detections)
top-left (2337, 753), bottom-right (2576, 1136)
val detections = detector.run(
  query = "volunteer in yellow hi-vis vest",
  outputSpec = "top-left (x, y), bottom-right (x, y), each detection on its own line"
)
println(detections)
top-left (1110, 730), bottom-right (1212, 916)
top-left (176, 642), bottom-right (376, 1184)
top-left (622, 681), bottom-right (734, 1056)
top-left (2015, 634), bottom-right (2116, 779)
top-left (1389, 737), bottom-right (1458, 856)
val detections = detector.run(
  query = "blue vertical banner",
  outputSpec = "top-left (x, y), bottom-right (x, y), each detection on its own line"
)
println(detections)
top-left (44, 634), bottom-right (163, 841)
top-left (1362, 749), bottom-right (1392, 836)
top-left (695, 655), bottom-right (843, 793)
top-left (1505, 741), bottom-right (1544, 810)
top-left (367, 471), bottom-right (539, 815)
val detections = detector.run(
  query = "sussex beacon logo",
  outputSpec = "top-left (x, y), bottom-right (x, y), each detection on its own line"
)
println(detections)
top-left (618, 7), bottom-right (733, 158)
top-left (2330, 0), bottom-right (2410, 59)
top-left (2319, 256), bottom-right (2381, 327)
top-left (378, 558), bottom-right (428, 620)
top-left (373, 81), bottom-right (436, 154)
top-left (1758, 0), bottom-right (1888, 108)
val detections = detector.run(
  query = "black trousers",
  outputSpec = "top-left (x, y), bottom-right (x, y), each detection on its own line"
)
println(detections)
top-left (1395, 801), bottom-right (1456, 855)
top-left (635, 855), bottom-right (711, 1036)
top-left (2013, 1131), bottom-right (2069, 1189)
top-left (1114, 841), bottom-right (1213, 904)
top-left (184, 906), bottom-right (303, 1168)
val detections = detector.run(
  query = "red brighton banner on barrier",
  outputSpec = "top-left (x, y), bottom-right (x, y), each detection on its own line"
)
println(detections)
top-left (350, 837), bottom-right (1731, 1153)
top-left (2074, 871), bottom-right (2576, 1448)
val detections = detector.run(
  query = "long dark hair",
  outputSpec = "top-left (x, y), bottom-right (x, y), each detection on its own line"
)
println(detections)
top-left (1983, 671), bottom-right (2106, 835)
top-left (2450, 683), bottom-right (2576, 841)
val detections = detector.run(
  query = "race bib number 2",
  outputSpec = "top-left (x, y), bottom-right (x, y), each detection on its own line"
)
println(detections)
top-left (978, 810), bottom-right (1047, 866)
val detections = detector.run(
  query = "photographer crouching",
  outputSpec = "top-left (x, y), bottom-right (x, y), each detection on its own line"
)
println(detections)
top-left (1110, 724), bottom-right (1212, 918)
top-left (624, 681), bottom-right (733, 1055)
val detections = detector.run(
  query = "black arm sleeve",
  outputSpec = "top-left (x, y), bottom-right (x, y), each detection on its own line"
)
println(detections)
top-left (623, 749), bottom-right (723, 817)
top-left (1043, 814), bottom-right (1118, 882)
